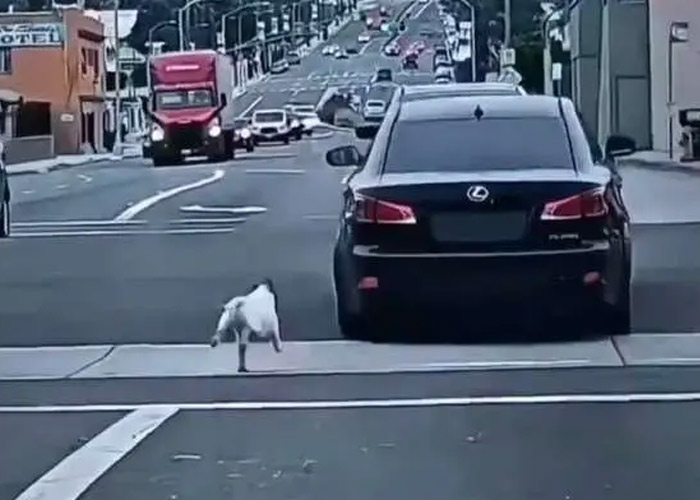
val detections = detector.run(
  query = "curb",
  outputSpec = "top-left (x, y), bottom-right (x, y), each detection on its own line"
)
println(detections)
top-left (7, 152), bottom-right (142, 177)
top-left (618, 158), bottom-right (700, 174)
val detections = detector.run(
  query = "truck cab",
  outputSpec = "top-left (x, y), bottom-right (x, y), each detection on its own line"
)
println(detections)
top-left (147, 51), bottom-right (236, 167)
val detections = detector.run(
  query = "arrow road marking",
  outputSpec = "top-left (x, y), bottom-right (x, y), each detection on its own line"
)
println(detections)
top-left (114, 169), bottom-right (225, 221)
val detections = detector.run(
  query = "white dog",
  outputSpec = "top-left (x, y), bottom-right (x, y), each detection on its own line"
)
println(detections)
top-left (209, 279), bottom-right (283, 373)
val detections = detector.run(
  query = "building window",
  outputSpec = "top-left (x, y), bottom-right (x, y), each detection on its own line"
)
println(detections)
top-left (0, 50), bottom-right (12, 74)
top-left (81, 47), bottom-right (87, 75)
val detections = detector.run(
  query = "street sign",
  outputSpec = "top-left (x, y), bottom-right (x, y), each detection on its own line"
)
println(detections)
top-left (552, 62), bottom-right (562, 81)
top-left (500, 47), bottom-right (516, 67)
top-left (0, 23), bottom-right (63, 47)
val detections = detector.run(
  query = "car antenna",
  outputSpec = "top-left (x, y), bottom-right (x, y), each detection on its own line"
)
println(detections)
top-left (474, 105), bottom-right (484, 120)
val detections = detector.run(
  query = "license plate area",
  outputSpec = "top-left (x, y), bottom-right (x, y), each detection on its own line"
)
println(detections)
top-left (430, 211), bottom-right (527, 243)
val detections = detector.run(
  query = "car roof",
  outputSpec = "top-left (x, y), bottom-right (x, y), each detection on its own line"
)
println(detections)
top-left (398, 95), bottom-right (562, 122)
top-left (254, 108), bottom-right (285, 114)
top-left (401, 83), bottom-right (526, 101)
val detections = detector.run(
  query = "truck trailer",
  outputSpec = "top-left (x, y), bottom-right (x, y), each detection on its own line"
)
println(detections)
top-left (147, 50), bottom-right (236, 166)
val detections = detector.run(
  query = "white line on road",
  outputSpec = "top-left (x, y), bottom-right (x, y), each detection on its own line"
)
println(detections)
top-left (244, 168), bottom-right (306, 174)
top-left (14, 406), bottom-right (178, 500)
top-left (56, 184), bottom-right (69, 190)
top-left (172, 217), bottom-right (247, 224)
top-left (237, 95), bottom-right (263, 118)
top-left (114, 169), bottom-right (224, 221)
top-left (78, 174), bottom-right (92, 183)
top-left (11, 228), bottom-right (237, 238)
top-left (13, 220), bottom-right (147, 227)
top-left (414, 0), bottom-right (433, 18)
top-left (9, 392), bottom-right (700, 414)
top-left (180, 205), bottom-right (267, 215)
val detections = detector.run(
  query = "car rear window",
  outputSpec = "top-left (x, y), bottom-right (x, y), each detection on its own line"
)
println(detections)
top-left (384, 117), bottom-right (574, 173)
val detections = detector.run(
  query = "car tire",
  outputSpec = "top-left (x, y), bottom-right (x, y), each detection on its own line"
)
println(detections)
top-left (152, 156), bottom-right (168, 167)
top-left (246, 144), bottom-right (254, 153)
top-left (0, 196), bottom-right (10, 238)
top-left (295, 131), bottom-right (302, 141)
top-left (283, 136), bottom-right (290, 145)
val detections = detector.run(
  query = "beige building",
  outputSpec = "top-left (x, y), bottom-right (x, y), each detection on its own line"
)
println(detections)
top-left (648, 0), bottom-right (700, 157)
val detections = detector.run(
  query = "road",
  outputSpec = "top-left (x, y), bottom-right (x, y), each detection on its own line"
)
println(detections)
top-left (4, 0), bottom-right (700, 499)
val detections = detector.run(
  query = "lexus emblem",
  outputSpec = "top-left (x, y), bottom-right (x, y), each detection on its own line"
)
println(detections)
top-left (466, 185), bottom-right (489, 202)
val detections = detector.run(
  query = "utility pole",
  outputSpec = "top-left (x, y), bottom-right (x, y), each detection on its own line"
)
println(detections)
top-left (503, 0), bottom-right (511, 48)
top-left (113, 0), bottom-right (122, 156)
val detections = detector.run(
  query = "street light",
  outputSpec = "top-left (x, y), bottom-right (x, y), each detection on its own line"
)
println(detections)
top-left (178, 0), bottom-right (213, 51)
top-left (668, 20), bottom-right (689, 159)
top-left (113, 0), bottom-right (122, 155)
top-left (541, 7), bottom-right (560, 96)
top-left (221, 2), bottom-right (272, 50)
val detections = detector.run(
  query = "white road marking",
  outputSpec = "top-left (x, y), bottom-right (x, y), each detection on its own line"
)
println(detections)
top-left (414, 0), bottom-right (433, 18)
top-left (360, 39), bottom-right (380, 55)
top-left (11, 228), bottom-right (237, 238)
top-left (172, 217), bottom-right (247, 224)
top-left (244, 168), bottom-right (306, 174)
top-left (237, 95), bottom-right (263, 118)
top-left (8, 392), bottom-right (700, 413)
top-left (114, 169), bottom-right (224, 221)
top-left (56, 184), bottom-right (69, 190)
top-left (180, 204), bottom-right (267, 215)
top-left (78, 174), bottom-right (92, 183)
top-left (13, 220), bottom-right (146, 227)
top-left (13, 406), bottom-right (178, 500)
top-left (21, 190), bottom-right (34, 195)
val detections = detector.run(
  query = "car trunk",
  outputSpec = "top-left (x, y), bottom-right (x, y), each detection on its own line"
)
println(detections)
top-left (352, 171), bottom-right (607, 253)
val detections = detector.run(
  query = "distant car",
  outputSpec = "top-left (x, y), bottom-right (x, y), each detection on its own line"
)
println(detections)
top-left (403, 53), bottom-right (419, 70)
top-left (372, 68), bottom-right (393, 83)
top-left (434, 66), bottom-right (453, 81)
top-left (358, 32), bottom-right (371, 43)
top-left (322, 44), bottom-right (337, 56)
top-left (384, 43), bottom-right (400, 56)
top-left (434, 74), bottom-right (452, 84)
top-left (379, 5), bottom-right (388, 16)
top-left (346, 45), bottom-right (359, 55)
top-left (250, 109), bottom-right (292, 144)
top-left (433, 55), bottom-right (451, 70)
top-left (0, 141), bottom-right (8, 238)
top-left (413, 40), bottom-right (426, 52)
top-left (270, 59), bottom-right (289, 74)
top-left (233, 118), bottom-right (255, 152)
top-left (287, 112), bottom-right (305, 140)
top-left (433, 45), bottom-right (447, 58)
top-left (362, 99), bottom-right (386, 122)
top-left (287, 51), bottom-right (301, 64)
top-left (335, 48), bottom-right (349, 59)
top-left (285, 103), bottom-right (320, 135)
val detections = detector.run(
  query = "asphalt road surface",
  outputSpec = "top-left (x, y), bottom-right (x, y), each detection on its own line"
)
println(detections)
top-left (5, 0), bottom-right (700, 499)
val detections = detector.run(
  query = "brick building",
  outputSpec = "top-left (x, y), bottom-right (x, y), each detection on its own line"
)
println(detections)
top-left (0, 8), bottom-right (105, 159)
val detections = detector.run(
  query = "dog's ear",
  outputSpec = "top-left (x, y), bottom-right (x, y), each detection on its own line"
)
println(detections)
top-left (261, 278), bottom-right (276, 295)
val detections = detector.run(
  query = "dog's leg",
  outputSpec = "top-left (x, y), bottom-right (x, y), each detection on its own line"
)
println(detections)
top-left (210, 308), bottom-right (232, 347)
top-left (237, 326), bottom-right (251, 373)
top-left (270, 320), bottom-right (283, 353)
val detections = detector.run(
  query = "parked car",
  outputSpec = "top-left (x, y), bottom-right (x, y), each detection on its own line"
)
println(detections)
top-left (233, 118), bottom-right (255, 152)
top-left (0, 141), bottom-right (8, 238)
top-left (287, 51), bottom-right (301, 64)
top-left (358, 32), bottom-right (371, 43)
top-left (285, 103), bottom-right (320, 135)
top-left (335, 48), bottom-right (349, 59)
top-left (270, 59), bottom-right (290, 74)
top-left (403, 52), bottom-right (419, 70)
top-left (371, 68), bottom-right (393, 83)
top-left (384, 43), bottom-right (400, 56)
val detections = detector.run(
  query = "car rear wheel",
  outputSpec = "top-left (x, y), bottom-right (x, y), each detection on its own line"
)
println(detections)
top-left (246, 143), bottom-right (254, 152)
top-left (283, 136), bottom-right (290, 145)
top-left (0, 196), bottom-right (10, 238)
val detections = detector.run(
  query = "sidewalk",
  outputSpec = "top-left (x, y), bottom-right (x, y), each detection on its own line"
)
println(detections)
top-left (7, 146), bottom-right (142, 176)
top-left (618, 150), bottom-right (700, 172)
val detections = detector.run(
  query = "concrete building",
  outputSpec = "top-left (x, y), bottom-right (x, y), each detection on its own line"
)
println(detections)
top-left (0, 8), bottom-right (105, 159)
top-left (569, 0), bottom-right (700, 159)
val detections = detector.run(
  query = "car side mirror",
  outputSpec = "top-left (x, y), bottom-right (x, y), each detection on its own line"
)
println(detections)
top-left (355, 124), bottom-right (379, 140)
top-left (605, 134), bottom-right (636, 158)
top-left (220, 93), bottom-right (227, 106)
top-left (326, 145), bottom-right (362, 167)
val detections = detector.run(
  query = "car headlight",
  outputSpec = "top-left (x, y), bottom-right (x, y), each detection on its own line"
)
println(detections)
top-left (151, 124), bottom-right (164, 142)
top-left (240, 128), bottom-right (251, 139)
top-left (291, 119), bottom-right (300, 128)
top-left (208, 123), bottom-right (222, 137)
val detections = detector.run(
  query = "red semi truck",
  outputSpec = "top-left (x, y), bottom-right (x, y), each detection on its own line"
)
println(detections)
top-left (146, 50), bottom-right (236, 166)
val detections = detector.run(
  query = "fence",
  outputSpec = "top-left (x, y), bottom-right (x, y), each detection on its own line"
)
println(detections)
top-left (4, 135), bottom-right (54, 165)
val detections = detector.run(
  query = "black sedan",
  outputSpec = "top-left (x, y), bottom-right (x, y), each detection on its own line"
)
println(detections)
top-left (326, 93), bottom-right (636, 340)
top-left (0, 142), bottom-right (8, 238)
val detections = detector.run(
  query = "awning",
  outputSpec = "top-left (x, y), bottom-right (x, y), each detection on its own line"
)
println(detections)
top-left (0, 88), bottom-right (21, 104)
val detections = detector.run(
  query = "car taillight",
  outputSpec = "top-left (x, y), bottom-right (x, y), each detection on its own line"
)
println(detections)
top-left (541, 187), bottom-right (608, 221)
top-left (353, 194), bottom-right (416, 224)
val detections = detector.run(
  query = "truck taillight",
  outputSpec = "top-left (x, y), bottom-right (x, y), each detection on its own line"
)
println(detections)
top-left (353, 193), bottom-right (416, 224)
top-left (541, 187), bottom-right (608, 221)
